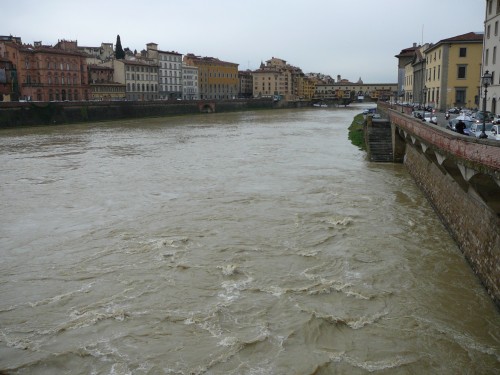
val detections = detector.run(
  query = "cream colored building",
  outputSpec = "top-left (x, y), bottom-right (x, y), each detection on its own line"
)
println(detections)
top-left (113, 58), bottom-right (159, 101)
top-left (252, 57), bottom-right (302, 100)
top-left (424, 32), bottom-right (483, 111)
top-left (404, 62), bottom-right (414, 103)
top-left (483, 0), bottom-right (500, 113)
top-left (182, 63), bottom-right (199, 100)
top-left (395, 43), bottom-right (420, 101)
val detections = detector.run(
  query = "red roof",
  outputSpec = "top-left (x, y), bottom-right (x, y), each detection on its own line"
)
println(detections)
top-left (438, 32), bottom-right (483, 43)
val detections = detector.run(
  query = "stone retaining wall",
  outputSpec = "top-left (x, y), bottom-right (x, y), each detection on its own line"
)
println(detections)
top-left (397, 121), bottom-right (500, 308)
top-left (0, 98), bottom-right (286, 127)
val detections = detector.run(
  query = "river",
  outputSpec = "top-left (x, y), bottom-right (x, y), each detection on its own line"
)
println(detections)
top-left (0, 105), bottom-right (499, 374)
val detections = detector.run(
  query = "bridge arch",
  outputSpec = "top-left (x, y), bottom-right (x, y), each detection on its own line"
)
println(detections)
top-left (198, 102), bottom-right (216, 113)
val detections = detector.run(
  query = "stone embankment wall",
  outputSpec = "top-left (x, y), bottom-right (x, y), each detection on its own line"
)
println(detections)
top-left (404, 144), bottom-right (500, 308)
top-left (383, 105), bottom-right (500, 308)
top-left (0, 99), bottom-right (305, 127)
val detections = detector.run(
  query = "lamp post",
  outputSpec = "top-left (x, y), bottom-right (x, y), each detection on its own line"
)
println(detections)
top-left (479, 70), bottom-right (493, 139)
top-left (422, 86), bottom-right (427, 121)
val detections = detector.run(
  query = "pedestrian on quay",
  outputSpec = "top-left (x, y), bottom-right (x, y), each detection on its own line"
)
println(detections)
top-left (455, 120), bottom-right (466, 134)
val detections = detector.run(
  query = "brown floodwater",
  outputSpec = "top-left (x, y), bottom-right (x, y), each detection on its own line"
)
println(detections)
top-left (0, 105), bottom-right (499, 374)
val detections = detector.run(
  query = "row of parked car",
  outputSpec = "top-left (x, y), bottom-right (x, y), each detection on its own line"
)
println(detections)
top-left (411, 109), bottom-right (438, 124)
top-left (446, 109), bottom-right (500, 140)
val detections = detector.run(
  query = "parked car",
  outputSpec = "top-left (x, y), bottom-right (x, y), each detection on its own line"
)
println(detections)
top-left (469, 122), bottom-right (494, 138)
top-left (412, 110), bottom-right (437, 124)
top-left (473, 111), bottom-right (494, 124)
top-left (448, 107), bottom-right (461, 114)
top-left (447, 118), bottom-right (473, 135)
top-left (489, 124), bottom-right (500, 140)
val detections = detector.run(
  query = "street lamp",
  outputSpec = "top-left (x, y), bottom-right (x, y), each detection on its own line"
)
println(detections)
top-left (479, 70), bottom-right (493, 139)
top-left (422, 86), bottom-right (427, 121)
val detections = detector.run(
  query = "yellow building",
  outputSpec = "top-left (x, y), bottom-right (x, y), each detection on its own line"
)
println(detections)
top-left (295, 75), bottom-right (316, 100)
top-left (183, 54), bottom-right (238, 100)
top-left (425, 32), bottom-right (483, 111)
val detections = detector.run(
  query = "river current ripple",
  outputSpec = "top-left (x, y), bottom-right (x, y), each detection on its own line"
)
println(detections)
top-left (0, 106), bottom-right (499, 374)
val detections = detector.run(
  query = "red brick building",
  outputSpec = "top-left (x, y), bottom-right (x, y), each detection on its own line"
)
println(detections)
top-left (0, 56), bottom-right (16, 101)
top-left (0, 37), bottom-right (90, 101)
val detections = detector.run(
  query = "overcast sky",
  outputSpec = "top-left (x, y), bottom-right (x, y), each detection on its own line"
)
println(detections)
top-left (3, 0), bottom-right (485, 83)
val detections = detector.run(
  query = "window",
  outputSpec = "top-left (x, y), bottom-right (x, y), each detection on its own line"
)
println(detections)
top-left (496, 21), bottom-right (499, 36)
top-left (459, 48), bottom-right (467, 57)
top-left (488, 24), bottom-right (491, 38)
top-left (494, 46), bottom-right (497, 64)
top-left (457, 65), bottom-right (467, 79)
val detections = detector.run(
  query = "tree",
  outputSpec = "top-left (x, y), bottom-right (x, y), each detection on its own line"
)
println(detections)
top-left (115, 35), bottom-right (125, 59)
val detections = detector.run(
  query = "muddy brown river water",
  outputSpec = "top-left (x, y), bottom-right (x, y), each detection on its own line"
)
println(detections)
top-left (0, 106), bottom-right (499, 374)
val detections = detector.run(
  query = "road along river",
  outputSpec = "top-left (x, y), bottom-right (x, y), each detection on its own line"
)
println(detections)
top-left (0, 105), bottom-right (499, 374)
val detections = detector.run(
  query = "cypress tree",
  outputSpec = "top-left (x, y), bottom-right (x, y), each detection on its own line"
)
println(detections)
top-left (115, 35), bottom-right (125, 59)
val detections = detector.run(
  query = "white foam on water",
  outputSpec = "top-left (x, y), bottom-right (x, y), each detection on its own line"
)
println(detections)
top-left (217, 264), bottom-right (239, 276)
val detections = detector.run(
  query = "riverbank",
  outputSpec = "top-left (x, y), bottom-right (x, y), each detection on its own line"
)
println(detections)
top-left (0, 98), bottom-right (312, 128)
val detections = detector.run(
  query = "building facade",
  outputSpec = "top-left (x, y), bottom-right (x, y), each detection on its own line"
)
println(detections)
top-left (79, 42), bottom-right (114, 62)
top-left (113, 58), bottom-right (159, 101)
top-left (411, 46), bottom-right (428, 106)
top-left (88, 64), bottom-right (125, 100)
top-left (395, 43), bottom-right (419, 99)
top-left (0, 56), bottom-right (16, 101)
top-left (483, 0), bottom-right (500, 113)
top-left (252, 57), bottom-right (299, 100)
top-left (146, 43), bottom-right (182, 100)
top-left (238, 70), bottom-right (253, 98)
top-left (425, 32), bottom-right (483, 111)
top-left (295, 75), bottom-right (316, 100)
top-left (0, 37), bottom-right (90, 101)
top-left (315, 79), bottom-right (397, 102)
top-left (182, 64), bottom-right (199, 100)
top-left (183, 54), bottom-right (238, 100)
